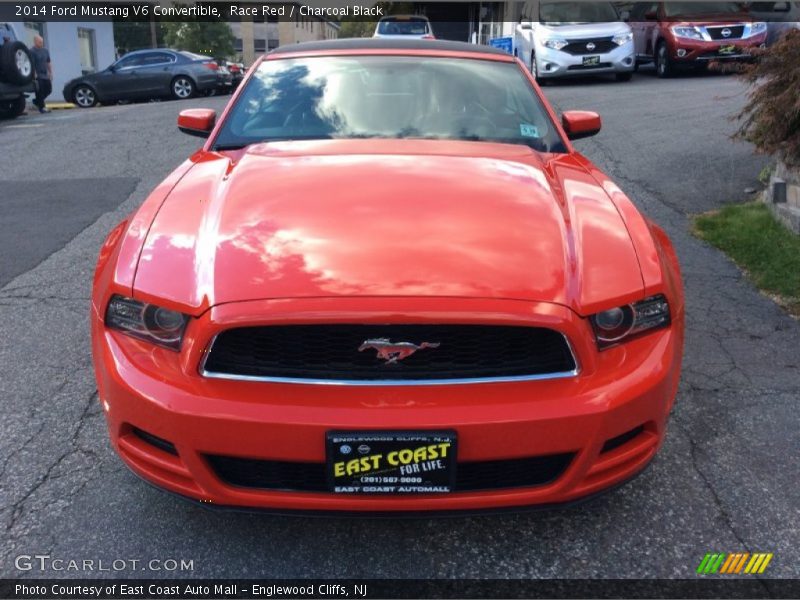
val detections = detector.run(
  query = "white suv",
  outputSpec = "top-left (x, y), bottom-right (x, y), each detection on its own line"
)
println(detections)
top-left (515, 1), bottom-right (635, 82)
top-left (373, 15), bottom-right (435, 40)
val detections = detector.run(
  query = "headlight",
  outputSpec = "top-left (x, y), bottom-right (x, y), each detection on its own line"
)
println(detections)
top-left (671, 26), bottom-right (704, 40)
top-left (542, 38), bottom-right (568, 50)
top-left (612, 32), bottom-right (633, 46)
top-left (747, 22), bottom-right (767, 36)
top-left (105, 295), bottom-right (189, 350)
top-left (590, 295), bottom-right (670, 348)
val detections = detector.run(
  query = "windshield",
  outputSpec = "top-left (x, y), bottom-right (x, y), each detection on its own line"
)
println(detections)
top-left (377, 18), bottom-right (430, 35)
top-left (212, 56), bottom-right (566, 153)
top-left (539, 1), bottom-right (619, 23)
top-left (664, 2), bottom-right (743, 16)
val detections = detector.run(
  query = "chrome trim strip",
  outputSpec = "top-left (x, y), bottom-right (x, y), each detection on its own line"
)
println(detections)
top-left (198, 330), bottom-right (581, 386)
top-left (695, 54), bottom-right (750, 60)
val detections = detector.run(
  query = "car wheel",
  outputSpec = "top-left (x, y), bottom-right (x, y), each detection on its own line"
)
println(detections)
top-left (171, 76), bottom-right (195, 100)
top-left (0, 41), bottom-right (34, 85)
top-left (73, 85), bottom-right (97, 108)
top-left (12, 94), bottom-right (26, 115)
top-left (531, 51), bottom-right (547, 84)
top-left (615, 72), bottom-right (633, 82)
top-left (655, 41), bottom-right (672, 78)
top-left (0, 97), bottom-right (23, 119)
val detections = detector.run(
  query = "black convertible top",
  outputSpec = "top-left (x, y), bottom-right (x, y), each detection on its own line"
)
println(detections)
top-left (269, 38), bottom-right (511, 57)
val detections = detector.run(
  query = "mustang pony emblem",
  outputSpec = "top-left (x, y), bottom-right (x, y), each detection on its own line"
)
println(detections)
top-left (358, 338), bottom-right (440, 364)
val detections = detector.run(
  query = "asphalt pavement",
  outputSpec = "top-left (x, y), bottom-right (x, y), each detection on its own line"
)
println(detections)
top-left (1, 71), bottom-right (798, 580)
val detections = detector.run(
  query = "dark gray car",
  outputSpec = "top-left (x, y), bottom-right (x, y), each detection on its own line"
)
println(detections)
top-left (62, 49), bottom-right (231, 108)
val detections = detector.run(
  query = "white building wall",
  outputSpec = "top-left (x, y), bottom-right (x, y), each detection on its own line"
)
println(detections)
top-left (8, 21), bottom-right (115, 101)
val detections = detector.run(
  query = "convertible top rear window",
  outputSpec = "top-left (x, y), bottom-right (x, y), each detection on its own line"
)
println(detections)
top-left (212, 56), bottom-right (567, 153)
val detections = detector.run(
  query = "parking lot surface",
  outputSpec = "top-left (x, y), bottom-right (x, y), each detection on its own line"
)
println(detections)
top-left (1, 72), bottom-right (798, 579)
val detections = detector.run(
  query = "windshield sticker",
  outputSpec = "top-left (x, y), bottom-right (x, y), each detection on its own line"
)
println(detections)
top-left (520, 123), bottom-right (540, 138)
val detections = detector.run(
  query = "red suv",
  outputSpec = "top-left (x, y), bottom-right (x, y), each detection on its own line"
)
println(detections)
top-left (629, 2), bottom-right (767, 77)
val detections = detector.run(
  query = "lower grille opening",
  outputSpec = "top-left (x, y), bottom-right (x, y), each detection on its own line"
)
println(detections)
top-left (132, 427), bottom-right (178, 456)
top-left (567, 62), bottom-right (613, 71)
top-left (205, 452), bottom-right (575, 493)
top-left (601, 425), bottom-right (645, 454)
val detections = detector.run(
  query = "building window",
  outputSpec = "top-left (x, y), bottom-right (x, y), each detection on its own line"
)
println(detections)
top-left (254, 38), bottom-right (266, 52)
top-left (268, 38), bottom-right (279, 50)
top-left (77, 28), bottom-right (97, 74)
top-left (234, 37), bottom-right (243, 52)
top-left (23, 22), bottom-right (45, 46)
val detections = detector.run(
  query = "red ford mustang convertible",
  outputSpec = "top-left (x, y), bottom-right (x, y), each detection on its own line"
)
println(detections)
top-left (91, 39), bottom-right (684, 513)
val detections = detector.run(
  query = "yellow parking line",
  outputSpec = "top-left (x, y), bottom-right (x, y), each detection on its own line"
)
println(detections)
top-left (45, 102), bottom-right (76, 110)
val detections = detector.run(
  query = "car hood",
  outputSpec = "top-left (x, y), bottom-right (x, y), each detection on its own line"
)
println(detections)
top-left (664, 13), bottom-right (753, 24)
top-left (133, 140), bottom-right (644, 315)
top-left (537, 22), bottom-right (630, 38)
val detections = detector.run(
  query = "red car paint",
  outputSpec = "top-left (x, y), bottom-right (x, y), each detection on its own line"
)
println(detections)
top-left (91, 43), bottom-right (684, 512)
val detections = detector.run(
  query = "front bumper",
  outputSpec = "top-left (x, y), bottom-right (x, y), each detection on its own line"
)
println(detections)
top-left (668, 34), bottom-right (766, 63)
top-left (92, 297), bottom-right (683, 513)
top-left (0, 80), bottom-right (34, 101)
top-left (536, 42), bottom-right (635, 79)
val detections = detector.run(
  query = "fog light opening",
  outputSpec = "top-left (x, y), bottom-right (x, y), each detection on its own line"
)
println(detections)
top-left (676, 49), bottom-right (687, 58)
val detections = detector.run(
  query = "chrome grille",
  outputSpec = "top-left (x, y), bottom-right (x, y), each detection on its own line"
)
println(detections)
top-left (201, 324), bottom-right (578, 384)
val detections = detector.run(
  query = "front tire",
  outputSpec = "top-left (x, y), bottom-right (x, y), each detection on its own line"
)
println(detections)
top-left (171, 76), bottom-right (195, 100)
top-left (655, 41), bottom-right (673, 78)
top-left (0, 95), bottom-right (26, 119)
top-left (72, 84), bottom-right (97, 108)
top-left (531, 51), bottom-right (547, 85)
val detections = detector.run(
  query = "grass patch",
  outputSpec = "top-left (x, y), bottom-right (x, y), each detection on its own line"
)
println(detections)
top-left (693, 202), bottom-right (800, 316)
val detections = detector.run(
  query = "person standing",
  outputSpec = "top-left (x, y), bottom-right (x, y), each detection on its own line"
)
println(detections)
top-left (29, 35), bottom-right (52, 114)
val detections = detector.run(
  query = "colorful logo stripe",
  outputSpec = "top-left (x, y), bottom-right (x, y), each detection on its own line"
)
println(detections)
top-left (697, 553), bottom-right (773, 574)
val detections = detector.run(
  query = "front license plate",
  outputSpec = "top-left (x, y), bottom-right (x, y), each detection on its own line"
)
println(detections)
top-left (719, 44), bottom-right (737, 55)
top-left (583, 55), bottom-right (601, 66)
top-left (326, 431), bottom-right (457, 494)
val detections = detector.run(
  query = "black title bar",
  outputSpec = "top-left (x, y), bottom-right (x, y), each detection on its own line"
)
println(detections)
top-left (1, 1), bottom-right (795, 23)
top-left (2, 579), bottom-right (800, 600)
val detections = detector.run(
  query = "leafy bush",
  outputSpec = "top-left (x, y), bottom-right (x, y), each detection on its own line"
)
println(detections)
top-left (731, 30), bottom-right (800, 167)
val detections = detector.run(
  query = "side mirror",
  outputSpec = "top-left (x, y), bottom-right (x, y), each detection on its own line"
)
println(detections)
top-left (644, 9), bottom-right (657, 20)
top-left (520, 21), bottom-right (533, 30)
top-left (108, 64), bottom-right (116, 72)
top-left (177, 108), bottom-right (216, 138)
top-left (620, 10), bottom-right (631, 21)
top-left (562, 111), bottom-right (601, 140)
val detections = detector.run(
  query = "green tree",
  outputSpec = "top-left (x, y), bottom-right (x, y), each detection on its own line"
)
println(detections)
top-left (162, 20), bottom-right (234, 59)
top-left (113, 19), bottom-right (166, 54)
top-left (338, 20), bottom-right (376, 38)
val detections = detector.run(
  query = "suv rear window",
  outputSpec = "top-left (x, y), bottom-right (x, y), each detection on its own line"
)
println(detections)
top-left (377, 18), bottom-right (430, 35)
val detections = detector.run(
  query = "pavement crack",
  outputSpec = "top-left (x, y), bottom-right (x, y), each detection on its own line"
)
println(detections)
top-left (675, 421), bottom-right (750, 550)
top-left (3, 390), bottom-right (99, 535)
